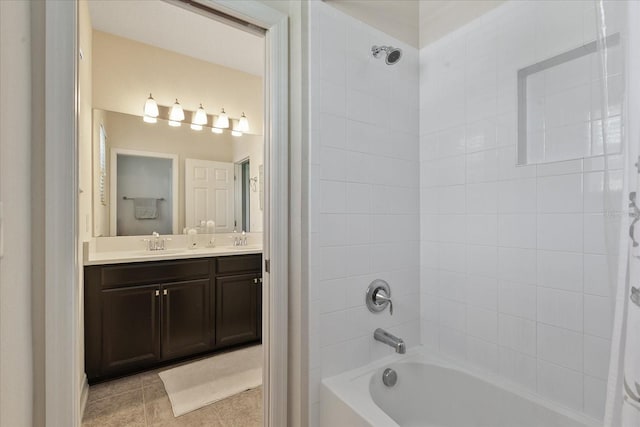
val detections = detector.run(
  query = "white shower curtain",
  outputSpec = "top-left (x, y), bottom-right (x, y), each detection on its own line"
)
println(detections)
top-left (604, 1), bottom-right (640, 425)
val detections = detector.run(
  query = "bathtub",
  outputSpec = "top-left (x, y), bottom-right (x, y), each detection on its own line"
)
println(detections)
top-left (320, 347), bottom-right (600, 427)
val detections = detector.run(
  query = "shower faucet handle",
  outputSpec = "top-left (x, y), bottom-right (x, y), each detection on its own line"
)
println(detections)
top-left (366, 279), bottom-right (393, 315)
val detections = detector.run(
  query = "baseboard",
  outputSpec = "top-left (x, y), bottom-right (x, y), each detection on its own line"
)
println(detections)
top-left (80, 374), bottom-right (89, 419)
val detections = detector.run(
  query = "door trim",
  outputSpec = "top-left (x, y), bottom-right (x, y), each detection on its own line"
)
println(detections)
top-left (43, 0), bottom-right (289, 426)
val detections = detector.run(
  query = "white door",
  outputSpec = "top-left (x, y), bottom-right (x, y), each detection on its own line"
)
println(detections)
top-left (185, 159), bottom-right (235, 232)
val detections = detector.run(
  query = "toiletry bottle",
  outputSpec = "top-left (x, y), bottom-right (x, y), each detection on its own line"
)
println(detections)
top-left (187, 228), bottom-right (198, 249)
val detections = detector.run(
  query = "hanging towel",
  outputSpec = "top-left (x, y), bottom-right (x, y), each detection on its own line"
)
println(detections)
top-left (133, 198), bottom-right (158, 219)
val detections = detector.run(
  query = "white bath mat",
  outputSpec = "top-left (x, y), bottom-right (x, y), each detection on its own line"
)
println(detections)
top-left (159, 345), bottom-right (262, 417)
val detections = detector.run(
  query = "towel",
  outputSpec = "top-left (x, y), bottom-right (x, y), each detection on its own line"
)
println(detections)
top-left (133, 198), bottom-right (158, 219)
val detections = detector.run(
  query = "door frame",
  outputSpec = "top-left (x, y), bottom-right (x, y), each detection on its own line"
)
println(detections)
top-left (43, 1), bottom-right (289, 425)
top-left (109, 148), bottom-right (180, 236)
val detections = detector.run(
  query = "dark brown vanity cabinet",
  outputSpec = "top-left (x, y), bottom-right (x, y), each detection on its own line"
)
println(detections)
top-left (215, 255), bottom-right (263, 347)
top-left (85, 254), bottom-right (261, 382)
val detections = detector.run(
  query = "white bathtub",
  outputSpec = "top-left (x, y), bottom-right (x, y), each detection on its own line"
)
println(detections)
top-left (320, 347), bottom-right (600, 427)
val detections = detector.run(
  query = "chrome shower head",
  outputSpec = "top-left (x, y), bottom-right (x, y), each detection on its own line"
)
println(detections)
top-left (371, 45), bottom-right (402, 65)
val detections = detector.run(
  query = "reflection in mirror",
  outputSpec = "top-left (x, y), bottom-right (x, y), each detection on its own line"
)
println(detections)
top-left (84, 10), bottom-right (265, 238)
top-left (111, 150), bottom-right (178, 236)
top-left (93, 109), bottom-right (263, 237)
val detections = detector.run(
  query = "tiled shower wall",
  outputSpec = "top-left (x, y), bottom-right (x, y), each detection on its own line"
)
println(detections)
top-left (419, 1), bottom-right (625, 420)
top-left (308, 0), bottom-right (420, 422)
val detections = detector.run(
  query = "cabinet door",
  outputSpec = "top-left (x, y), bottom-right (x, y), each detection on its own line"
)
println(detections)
top-left (161, 279), bottom-right (212, 360)
top-left (101, 285), bottom-right (161, 374)
top-left (215, 274), bottom-right (260, 347)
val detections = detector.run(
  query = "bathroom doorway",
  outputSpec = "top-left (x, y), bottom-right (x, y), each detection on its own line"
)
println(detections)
top-left (42, 1), bottom-right (289, 426)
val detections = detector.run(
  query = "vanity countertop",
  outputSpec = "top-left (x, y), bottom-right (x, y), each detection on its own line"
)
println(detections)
top-left (84, 245), bottom-right (262, 266)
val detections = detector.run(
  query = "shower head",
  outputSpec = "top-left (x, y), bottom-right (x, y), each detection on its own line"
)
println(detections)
top-left (372, 45), bottom-right (402, 65)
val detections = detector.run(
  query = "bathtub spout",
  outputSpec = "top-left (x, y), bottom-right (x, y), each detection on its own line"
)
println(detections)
top-left (374, 328), bottom-right (406, 354)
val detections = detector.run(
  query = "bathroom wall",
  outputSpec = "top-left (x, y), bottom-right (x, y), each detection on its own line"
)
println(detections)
top-left (0, 1), bottom-right (34, 425)
top-left (92, 30), bottom-right (263, 134)
top-left (419, 0), bottom-right (626, 420)
top-left (308, 1), bottom-right (420, 422)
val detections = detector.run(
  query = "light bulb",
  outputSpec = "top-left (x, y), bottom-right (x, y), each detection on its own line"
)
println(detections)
top-left (169, 99), bottom-right (185, 122)
top-left (193, 104), bottom-right (208, 126)
top-left (143, 116), bottom-right (157, 124)
top-left (168, 120), bottom-right (181, 127)
top-left (143, 93), bottom-right (159, 117)
top-left (214, 108), bottom-right (229, 129)
top-left (231, 130), bottom-right (242, 137)
top-left (238, 112), bottom-right (250, 133)
top-left (211, 127), bottom-right (223, 134)
top-left (190, 124), bottom-right (203, 131)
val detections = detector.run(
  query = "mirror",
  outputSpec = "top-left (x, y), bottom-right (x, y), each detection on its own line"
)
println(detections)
top-left (86, 10), bottom-right (265, 237)
top-left (93, 108), bottom-right (264, 236)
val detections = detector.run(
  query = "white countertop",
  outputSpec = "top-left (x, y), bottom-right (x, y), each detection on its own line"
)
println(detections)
top-left (84, 234), bottom-right (263, 265)
top-left (85, 246), bottom-right (262, 265)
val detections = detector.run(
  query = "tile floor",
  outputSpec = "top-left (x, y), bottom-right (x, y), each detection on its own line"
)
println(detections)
top-left (82, 362), bottom-right (262, 427)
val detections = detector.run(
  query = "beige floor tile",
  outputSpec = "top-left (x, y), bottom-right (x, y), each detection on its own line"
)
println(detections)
top-left (82, 389), bottom-right (145, 427)
top-left (212, 387), bottom-right (263, 427)
top-left (88, 374), bottom-right (143, 403)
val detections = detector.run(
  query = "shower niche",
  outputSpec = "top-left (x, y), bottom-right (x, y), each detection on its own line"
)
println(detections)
top-left (517, 33), bottom-right (623, 166)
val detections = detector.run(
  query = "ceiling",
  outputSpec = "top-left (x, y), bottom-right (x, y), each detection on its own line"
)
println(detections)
top-left (326, 0), bottom-right (505, 48)
top-left (87, 0), bottom-right (264, 77)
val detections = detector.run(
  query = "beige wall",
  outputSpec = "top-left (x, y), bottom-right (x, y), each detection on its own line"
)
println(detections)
top-left (419, 0), bottom-right (504, 47)
top-left (78, 0), bottom-right (93, 408)
top-left (0, 1), bottom-right (34, 425)
top-left (233, 136), bottom-right (264, 233)
top-left (98, 110), bottom-right (265, 234)
top-left (92, 30), bottom-right (264, 134)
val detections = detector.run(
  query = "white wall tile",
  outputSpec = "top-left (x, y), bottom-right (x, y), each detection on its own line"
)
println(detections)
top-left (537, 323), bottom-right (583, 371)
top-left (537, 174), bottom-right (583, 213)
top-left (499, 347), bottom-right (537, 391)
top-left (583, 335), bottom-right (610, 380)
top-left (498, 179), bottom-right (536, 213)
top-left (467, 245), bottom-right (498, 278)
top-left (583, 375), bottom-right (607, 420)
top-left (498, 247), bottom-right (536, 284)
top-left (467, 275), bottom-right (498, 311)
top-left (467, 337), bottom-right (498, 373)
top-left (467, 214), bottom-right (498, 246)
top-left (498, 214), bottom-right (536, 248)
top-left (499, 281), bottom-right (536, 320)
top-left (537, 251), bottom-right (583, 292)
top-left (466, 182), bottom-right (498, 214)
top-left (498, 314), bottom-right (536, 356)
top-left (537, 287), bottom-right (583, 332)
top-left (584, 294), bottom-right (613, 339)
top-left (467, 307), bottom-right (498, 343)
top-left (537, 213), bottom-right (583, 252)
top-left (537, 360), bottom-right (583, 412)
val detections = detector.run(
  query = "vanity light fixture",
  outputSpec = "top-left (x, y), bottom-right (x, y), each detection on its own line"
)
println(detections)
top-left (168, 98), bottom-right (185, 127)
top-left (143, 93), bottom-right (159, 123)
top-left (214, 107), bottom-right (230, 129)
top-left (191, 103), bottom-right (208, 131)
top-left (238, 112), bottom-right (250, 133)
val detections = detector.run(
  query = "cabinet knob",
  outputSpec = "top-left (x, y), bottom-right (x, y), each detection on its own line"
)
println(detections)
top-left (163, 289), bottom-right (168, 296)
top-left (155, 290), bottom-right (160, 297)
top-left (259, 278), bottom-right (263, 284)
top-left (253, 278), bottom-right (258, 284)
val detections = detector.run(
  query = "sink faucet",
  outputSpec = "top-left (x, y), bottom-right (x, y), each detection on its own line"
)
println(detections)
top-left (142, 231), bottom-right (170, 251)
top-left (374, 328), bottom-right (406, 354)
top-left (232, 230), bottom-right (248, 246)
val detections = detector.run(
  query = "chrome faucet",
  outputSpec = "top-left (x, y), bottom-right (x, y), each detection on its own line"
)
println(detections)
top-left (374, 328), bottom-right (406, 354)
top-left (232, 230), bottom-right (248, 246)
top-left (142, 231), bottom-right (170, 251)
